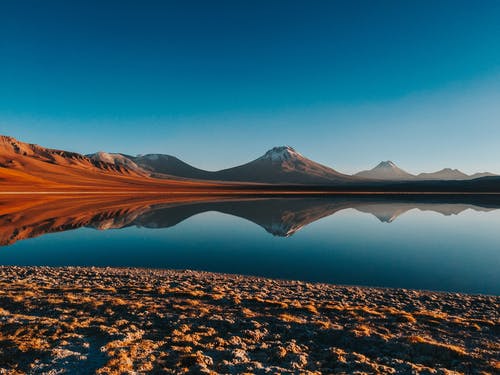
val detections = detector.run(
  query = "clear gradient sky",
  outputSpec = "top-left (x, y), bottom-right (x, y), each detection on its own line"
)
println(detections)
top-left (1, 0), bottom-right (499, 174)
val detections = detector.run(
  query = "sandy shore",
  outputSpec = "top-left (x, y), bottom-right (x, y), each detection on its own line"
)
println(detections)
top-left (0, 267), bottom-right (498, 374)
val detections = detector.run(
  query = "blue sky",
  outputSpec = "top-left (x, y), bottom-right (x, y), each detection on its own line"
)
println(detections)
top-left (1, 0), bottom-right (499, 173)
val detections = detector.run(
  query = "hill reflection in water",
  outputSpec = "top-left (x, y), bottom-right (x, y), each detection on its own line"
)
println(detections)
top-left (0, 194), bottom-right (499, 245)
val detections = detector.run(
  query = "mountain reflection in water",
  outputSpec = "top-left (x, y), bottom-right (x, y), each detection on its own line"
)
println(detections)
top-left (0, 194), bottom-right (499, 245)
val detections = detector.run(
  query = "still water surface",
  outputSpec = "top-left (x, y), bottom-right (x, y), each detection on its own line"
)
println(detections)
top-left (0, 195), bottom-right (498, 295)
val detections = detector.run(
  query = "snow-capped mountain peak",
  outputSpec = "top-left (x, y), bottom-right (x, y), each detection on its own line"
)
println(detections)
top-left (260, 146), bottom-right (303, 162)
top-left (376, 160), bottom-right (397, 169)
top-left (355, 160), bottom-right (415, 180)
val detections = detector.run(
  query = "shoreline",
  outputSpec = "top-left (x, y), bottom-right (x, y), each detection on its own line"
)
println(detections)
top-left (1, 265), bottom-right (498, 298)
top-left (0, 266), bottom-right (498, 374)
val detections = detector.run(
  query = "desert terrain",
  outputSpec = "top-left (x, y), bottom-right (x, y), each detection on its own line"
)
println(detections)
top-left (0, 266), bottom-right (498, 374)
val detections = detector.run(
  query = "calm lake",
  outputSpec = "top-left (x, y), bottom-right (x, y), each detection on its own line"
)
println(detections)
top-left (0, 195), bottom-right (499, 295)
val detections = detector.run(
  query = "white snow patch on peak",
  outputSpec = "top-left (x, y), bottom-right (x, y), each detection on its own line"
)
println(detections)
top-left (260, 146), bottom-right (303, 162)
top-left (376, 160), bottom-right (397, 168)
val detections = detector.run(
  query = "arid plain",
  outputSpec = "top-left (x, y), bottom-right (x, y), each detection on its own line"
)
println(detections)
top-left (0, 267), bottom-right (498, 374)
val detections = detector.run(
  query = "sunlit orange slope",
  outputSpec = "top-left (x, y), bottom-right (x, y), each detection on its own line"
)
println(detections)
top-left (0, 135), bottom-right (228, 192)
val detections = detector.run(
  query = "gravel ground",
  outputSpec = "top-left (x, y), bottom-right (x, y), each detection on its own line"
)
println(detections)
top-left (0, 266), bottom-right (498, 374)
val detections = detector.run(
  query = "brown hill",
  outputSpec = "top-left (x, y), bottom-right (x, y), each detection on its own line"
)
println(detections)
top-left (210, 146), bottom-right (354, 184)
top-left (0, 135), bottom-right (224, 192)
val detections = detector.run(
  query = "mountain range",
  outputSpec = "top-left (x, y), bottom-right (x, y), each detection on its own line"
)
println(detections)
top-left (355, 161), bottom-right (495, 181)
top-left (88, 146), bottom-right (496, 184)
top-left (88, 146), bottom-right (355, 184)
top-left (0, 135), bottom-right (498, 191)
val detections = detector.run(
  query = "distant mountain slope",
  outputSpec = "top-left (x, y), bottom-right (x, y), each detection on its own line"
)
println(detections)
top-left (416, 168), bottom-right (497, 180)
top-left (210, 146), bottom-right (354, 184)
top-left (354, 161), bottom-right (497, 181)
top-left (417, 168), bottom-right (468, 180)
top-left (128, 154), bottom-right (213, 180)
top-left (355, 161), bottom-right (415, 180)
top-left (468, 172), bottom-right (497, 179)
